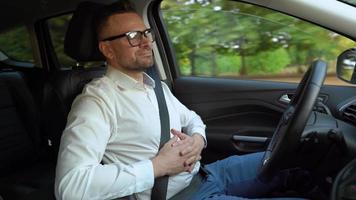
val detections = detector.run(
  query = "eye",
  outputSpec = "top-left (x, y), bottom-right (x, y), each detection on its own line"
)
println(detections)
top-left (128, 31), bottom-right (139, 39)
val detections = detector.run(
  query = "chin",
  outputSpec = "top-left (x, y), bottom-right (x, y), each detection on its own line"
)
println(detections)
top-left (134, 57), bottom-right (154, 70)
top-left (140, 61), bottom-right (154, 68)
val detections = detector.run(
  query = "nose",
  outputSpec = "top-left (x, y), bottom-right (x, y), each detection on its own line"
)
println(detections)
top-left (140, 35), bottom-right (152, 48)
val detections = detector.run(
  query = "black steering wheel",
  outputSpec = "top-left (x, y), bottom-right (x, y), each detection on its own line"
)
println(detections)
top-left (259, 60), bottom-right (328, 179)
top-left (331, 157), bottom-right (356, 200)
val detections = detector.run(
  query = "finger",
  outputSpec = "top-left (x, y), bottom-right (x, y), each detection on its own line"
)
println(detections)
top-left (166, 135), bottom-right (179, 146)
top-left (170, 128), bottom-right (180, 135)
top-left (187, 163), bottom-right (195, 173)
top-left (180, 145), bottom-right (194, 156)
top-left (197, 155), bottom-right (202, 161)
top-left (171, 129), bottom-right (187, 140)
top-left (171, 139), bottom-right (183, 147)
top-left (172, 136), bottom-right (192, 148)
top-left (184, 155), bottom-right (197, 166)
top-left (180, 142), bottom-right (199, 156)
top-left (184, 164), bottom-right (191, 172)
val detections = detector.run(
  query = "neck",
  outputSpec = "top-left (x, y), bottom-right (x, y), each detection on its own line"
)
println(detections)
top-left (126, 71), bottom-right (144, 83)
top-left (110, 65), bottom-right (144, 83)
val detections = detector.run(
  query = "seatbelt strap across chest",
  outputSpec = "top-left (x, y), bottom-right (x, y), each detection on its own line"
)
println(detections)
top-left (147, 66), bottom-right (170, 200)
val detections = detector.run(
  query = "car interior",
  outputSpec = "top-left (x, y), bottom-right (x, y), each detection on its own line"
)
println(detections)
top-left (0, 0), bottom-right (356, 199)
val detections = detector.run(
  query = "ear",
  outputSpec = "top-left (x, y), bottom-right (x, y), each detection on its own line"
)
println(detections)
top-left (98, 41), bottom-right (114, 60)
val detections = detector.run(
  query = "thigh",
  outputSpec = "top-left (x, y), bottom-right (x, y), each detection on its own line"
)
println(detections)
top-left (190, 152), bottom-right (264, 200)
top-left (205, 152), bottom-right (264, 185)
top-left (206, 194), bottom-right (306, 200)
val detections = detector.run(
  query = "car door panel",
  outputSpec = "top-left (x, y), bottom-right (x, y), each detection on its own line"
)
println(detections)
top-left (173, 77), bottom-right (294, 163)
top-left (173, 76), bottom-right (356, 163)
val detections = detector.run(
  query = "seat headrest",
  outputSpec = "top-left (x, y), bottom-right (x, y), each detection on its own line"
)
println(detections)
top-left (64, 1), bottom-right (105, 62)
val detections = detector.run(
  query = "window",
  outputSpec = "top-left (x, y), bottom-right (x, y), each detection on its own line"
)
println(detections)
top-left (0, 26), bottom-right (34, 63)
top-left (48, 14), bottom-right (75, 68)
top-left (161, 0), bottom-right (356, 86)
top-left (339, 0), bottom-right (356, 7)
top-left (48, 14), bottom-right (104, 68)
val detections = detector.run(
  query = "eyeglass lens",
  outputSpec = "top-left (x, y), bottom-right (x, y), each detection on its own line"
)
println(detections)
top-left (127, 30), bottom-right (154, 47)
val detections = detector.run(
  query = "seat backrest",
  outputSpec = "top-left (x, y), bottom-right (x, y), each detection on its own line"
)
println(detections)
top-left (44, 1), bottom-right (163, 162)
top-left (64, 1), bottom-right (105, 62)
top-left (42, 1), bottom-right (108, 160)
top-left (42, 67), bottom-right (106, 159)
top-left (0, 70), bottom-right (41, 176)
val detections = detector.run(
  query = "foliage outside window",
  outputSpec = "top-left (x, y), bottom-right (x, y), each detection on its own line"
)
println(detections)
top-left (48, 14), bottom-right (76, 67)
top-left (0, 26), bottom-right (34, 63)
top-left (161, 0), bottom-right (356, 85)
top-left (339, 0), bottom-right (356, 7)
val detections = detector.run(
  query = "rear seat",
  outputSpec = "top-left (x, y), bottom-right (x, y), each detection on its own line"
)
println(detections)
top-left (0, 70), bottom-right (40, 170)
top-left (0, 53), bottom-right (105, 200)
top-left (0, 69), bottom-right (55, 200)
top-left (0, 2), bottom-right (106, 199)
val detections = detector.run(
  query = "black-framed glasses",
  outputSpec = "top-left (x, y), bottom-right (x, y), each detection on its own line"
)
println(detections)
top-left (101, 29), bottom-right (155, 47)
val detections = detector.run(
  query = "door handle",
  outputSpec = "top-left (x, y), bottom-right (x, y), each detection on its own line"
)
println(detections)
top-left (232, 135), bottom-right (270, 153)
top-left (232, 135), bottom-right (268, 143)
top-left (279, 94), bottom-right (291, 104)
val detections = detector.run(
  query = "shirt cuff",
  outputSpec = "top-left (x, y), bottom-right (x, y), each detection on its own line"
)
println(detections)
top-left (132, 160), bottom-right (154, 191)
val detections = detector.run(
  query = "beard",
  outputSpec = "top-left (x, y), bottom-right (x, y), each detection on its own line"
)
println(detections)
top-left (122, 51), bottom-right (153, 72)
top-left (134, 54), bottom-right (154, 71)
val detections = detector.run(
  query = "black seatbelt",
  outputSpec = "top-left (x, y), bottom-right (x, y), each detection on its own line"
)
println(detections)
top-left (147, 66), bottom-right (170, 200)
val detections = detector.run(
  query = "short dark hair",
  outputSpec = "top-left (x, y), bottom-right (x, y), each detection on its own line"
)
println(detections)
top-left (93, 0), bottom-right (136, 40)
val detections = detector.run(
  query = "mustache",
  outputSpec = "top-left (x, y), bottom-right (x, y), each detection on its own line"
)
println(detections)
top-left (137, 50), bottom-right (153, 56)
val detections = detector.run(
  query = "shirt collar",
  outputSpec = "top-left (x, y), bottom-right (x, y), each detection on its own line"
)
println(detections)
top-left (106, 66), bottom-right (155, 90)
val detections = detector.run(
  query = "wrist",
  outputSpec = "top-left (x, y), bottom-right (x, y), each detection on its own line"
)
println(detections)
top-left (151, 156), bottom-right (166, 178)
top-left (193, 133), bottom-right (206, 147)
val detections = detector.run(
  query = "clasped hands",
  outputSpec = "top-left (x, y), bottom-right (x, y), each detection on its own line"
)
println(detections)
top-left (152, 129), bottom-right (205, 178)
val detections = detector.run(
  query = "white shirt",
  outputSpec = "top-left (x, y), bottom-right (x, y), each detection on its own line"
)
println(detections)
top-left (55, 66), bottom-right (206, 200)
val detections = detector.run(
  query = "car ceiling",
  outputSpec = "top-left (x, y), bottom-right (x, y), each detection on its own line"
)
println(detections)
top-left (0, 0), bottom-right (114, 31)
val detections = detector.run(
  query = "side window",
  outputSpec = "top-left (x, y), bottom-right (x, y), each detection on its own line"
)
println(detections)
top-left (48, 14), bottom-right (75, 67)
top-left (0, 26), bottom-right (34, 63)
top-left (161, 0), bottom-right (356, 86)
top-left (47, 14), bottom-right (104, 68)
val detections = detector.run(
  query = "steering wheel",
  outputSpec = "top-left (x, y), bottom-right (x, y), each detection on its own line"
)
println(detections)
top-left (259, 60), bottom-right (327, 179)
top-left (331, 157), bottom-right (356, 200)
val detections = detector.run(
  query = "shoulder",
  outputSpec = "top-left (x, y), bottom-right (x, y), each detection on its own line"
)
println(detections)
top-left (84, 76), bottom-right (114, 93)
top-left (160, 81), bottom-right (172, 94)
top-left (82, 76), bottom-right (117, 99)
top-left (72, 76), bottom-right (117, 109)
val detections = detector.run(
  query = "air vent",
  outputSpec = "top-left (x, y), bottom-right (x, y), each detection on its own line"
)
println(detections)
top-left (342, 103), bottom-right (356, 125)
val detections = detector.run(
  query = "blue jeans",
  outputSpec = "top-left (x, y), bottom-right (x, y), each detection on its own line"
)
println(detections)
top-left (190, 152), bottom-right (305, 200)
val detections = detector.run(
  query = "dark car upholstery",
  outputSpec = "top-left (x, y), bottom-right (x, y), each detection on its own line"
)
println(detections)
top-left (64, 1), bottom-right (105, 62)
top-left (0, 71), bottom-right (41, 173)
top-left (0, 70), bottom-right (55, 199)
top-left (0, 2), bottom-right (106, 200)
top-left (42, 1), bottom-right (107, 160)
top-left (42, 67), bottom-right (106, 160)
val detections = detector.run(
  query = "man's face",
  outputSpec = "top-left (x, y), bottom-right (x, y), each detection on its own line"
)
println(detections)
top-left (100, 13), bottom-right (154, 72)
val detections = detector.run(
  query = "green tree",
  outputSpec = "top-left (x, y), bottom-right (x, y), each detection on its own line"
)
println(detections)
top-left (0, 26), bottom-right (34, 62)
top-left (248, 48), bottom-right (291, 74)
